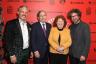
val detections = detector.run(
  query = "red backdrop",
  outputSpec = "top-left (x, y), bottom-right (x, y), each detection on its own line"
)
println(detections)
top-left (1, 0), bottom-right (96, 64)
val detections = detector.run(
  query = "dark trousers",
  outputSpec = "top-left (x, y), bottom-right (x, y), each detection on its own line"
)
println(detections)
top-left (49, 53), bottom-right (68, 64)
top-left (69, 55), bottom-right (86, 64)
top-left (7, 49), bottom-right (29, 64)
top-left (34, 53), bottom-right (48, 64)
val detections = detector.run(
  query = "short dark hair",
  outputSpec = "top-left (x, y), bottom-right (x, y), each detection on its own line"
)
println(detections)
top-left (53, 15), bottom-right (67, 28)
top-left (67, 8), bottom-right (81, 20)
top-left (37, 10), bottom-right (46, 17)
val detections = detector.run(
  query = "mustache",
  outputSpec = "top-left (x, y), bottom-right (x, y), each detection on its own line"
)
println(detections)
top-left (21, 15), bottom-right (27, 17)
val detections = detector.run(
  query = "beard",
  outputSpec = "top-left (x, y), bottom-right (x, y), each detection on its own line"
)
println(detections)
top-left (73, 19), bottom-right (80, 24)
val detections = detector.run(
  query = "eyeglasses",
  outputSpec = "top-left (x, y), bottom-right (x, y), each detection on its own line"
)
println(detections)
top-left (71, 15), bottom-right (78, 17)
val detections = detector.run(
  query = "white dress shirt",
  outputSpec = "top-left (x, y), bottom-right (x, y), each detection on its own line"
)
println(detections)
top-left (19, 19), bottom-right (29, 49)
top-left (40, 22), bottom-right (46, 30)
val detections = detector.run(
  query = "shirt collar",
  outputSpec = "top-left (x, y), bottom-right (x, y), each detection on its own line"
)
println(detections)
top-left (40, 22), bottom-right (46, 25)
top-left (19, 18), bottom-right (27, 25)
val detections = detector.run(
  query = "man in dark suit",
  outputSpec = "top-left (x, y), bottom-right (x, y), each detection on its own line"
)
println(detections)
top-left (67, 9), bottom-right (90, 64)
top-left (30, 10), bottom-right (51, 64)
top-left (3, 6), bottom-right (31, 64)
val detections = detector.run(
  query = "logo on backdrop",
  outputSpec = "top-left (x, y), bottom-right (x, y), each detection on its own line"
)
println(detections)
top-left (7, 0), bottom-right (20, 2)
top-left (95, 9), bottom-right (96, 15)
top-left (88, 1), bottom-right (96, 5)
top-left (22, 0), bottom-right (45, 3)
top-left (86, 7), bottom-right (91, 15)
top-left (70, 1), bottom-right (84, 4)
top-left (23, 0), bottom-right (27, 3)
top-left (59, 0), bottom-right (66, 4)
top-left (49, 0), bottom-right (67, 5)
top-left (7, 6), bottom-right (13, 14)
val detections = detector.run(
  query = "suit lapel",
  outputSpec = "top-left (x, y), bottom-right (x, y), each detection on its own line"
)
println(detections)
top-left (26, 23), bottom-right (31, 38)
top-left (16, 19), bottom-right (22, 36)
top-left (46, 23), bottom-right (49, 37)
top-left (75, 22), bottom-right (82, 35)
top-left (17, 20), bottom-right (30, 37)
top-left (38, 22), bottom-right (46, 37)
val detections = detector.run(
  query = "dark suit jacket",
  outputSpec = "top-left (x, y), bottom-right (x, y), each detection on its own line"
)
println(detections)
top-left (31, 22), bottom-right (51, 58)
top-left (3, 19), bottom-right (31, 57)
top-left (69, 21), bottom-right (90, 58)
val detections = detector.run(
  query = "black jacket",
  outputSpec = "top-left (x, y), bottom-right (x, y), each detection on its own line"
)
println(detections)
top-left (31, 22), bottom-right (51, 58)
top-left (69, 21), bottom-right (90, 58)
top-left (3, 19), bottom-right (31, 56)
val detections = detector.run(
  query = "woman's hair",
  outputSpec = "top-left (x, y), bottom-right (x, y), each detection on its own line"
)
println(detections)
top-left (53, 15), bottom-right (67, 28)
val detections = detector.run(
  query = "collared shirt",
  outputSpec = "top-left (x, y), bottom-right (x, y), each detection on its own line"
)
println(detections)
top-left (40, 22), bottom-right (46, 30)
top-left (19, 19), bottom-right (29, 49)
